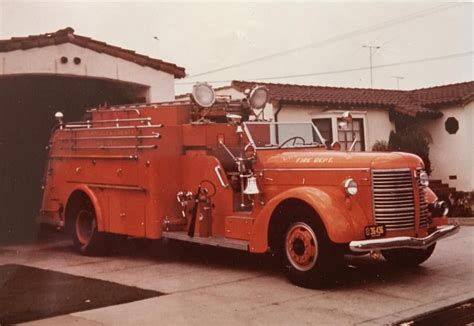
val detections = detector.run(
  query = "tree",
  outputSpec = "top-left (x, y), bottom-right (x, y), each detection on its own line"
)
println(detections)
top-left (388, 125), bottom-right (433, 174)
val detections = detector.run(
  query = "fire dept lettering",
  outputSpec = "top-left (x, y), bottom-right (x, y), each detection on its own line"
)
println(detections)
top-left (277, 153), bottom-right (334, 163)
top-left (296, 157), bottom-right (334, 164)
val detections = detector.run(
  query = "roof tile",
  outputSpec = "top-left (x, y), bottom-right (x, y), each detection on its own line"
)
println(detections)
top-left (0, 27), bottom-right (186, 78)
top-left (231, 80), bottom-right (474, 117)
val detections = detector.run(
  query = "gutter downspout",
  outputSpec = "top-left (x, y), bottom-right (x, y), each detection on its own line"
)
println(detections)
top-left (274, 101), bottom-right (283, 122)
top-left (274, 101), bottom-right (284, 143)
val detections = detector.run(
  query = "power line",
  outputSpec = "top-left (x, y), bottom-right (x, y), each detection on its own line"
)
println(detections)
top-left (176, 51), bottom-right (473, 85)
top-left (185, 3), bottom-right (462, 79)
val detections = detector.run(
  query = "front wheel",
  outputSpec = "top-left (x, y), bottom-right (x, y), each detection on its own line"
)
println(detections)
top-left (71, 198), bottom-right (108, 256)
top-left (283, 217), bottom-right (341, 288)
top-left (382, 244), bottom-right (436, 267)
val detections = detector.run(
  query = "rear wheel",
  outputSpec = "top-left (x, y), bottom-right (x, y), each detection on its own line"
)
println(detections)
top-left (71, 197), bottom-right (108, 256)
top-left (382, 244), bottom-right (436, 267)
top-left (282, 209), bottom-right (342, 288)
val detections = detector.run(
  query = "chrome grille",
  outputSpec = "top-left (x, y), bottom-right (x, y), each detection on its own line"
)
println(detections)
top-left (372, 169), bottom-right (416, 231)
top-left (416, 169), bottom-right (430, 228)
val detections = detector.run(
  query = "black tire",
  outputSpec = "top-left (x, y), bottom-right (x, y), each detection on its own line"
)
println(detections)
top-left (382, 244), bottom-right (436, 267)
top-left (282, 208), bottom-right (342, 288)
top-left (70, 197), bottom-right (108, 256)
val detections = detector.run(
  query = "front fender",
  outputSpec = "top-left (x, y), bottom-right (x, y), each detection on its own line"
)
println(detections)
top-left (66, 185), bottom-right (105, 232)
top-left (249, 186), bottom-right (367, 253)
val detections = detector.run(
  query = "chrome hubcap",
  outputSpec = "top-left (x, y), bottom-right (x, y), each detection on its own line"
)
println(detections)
top-left (285, 222), bottom-right (318, 271)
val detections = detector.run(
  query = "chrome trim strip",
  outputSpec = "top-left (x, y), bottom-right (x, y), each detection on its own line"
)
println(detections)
top-left (60, 145), bottom-right (157, 150)
top-left (349, 224), bottom-right (460, 252)
top-left (262, 168), bottom-right (370, 172)
top-left (372, 168), bottom-right (411, 172)
top-left (88, 184), bottom-right (146, 192)
top-left (66, 181), bottom-right (145, 192)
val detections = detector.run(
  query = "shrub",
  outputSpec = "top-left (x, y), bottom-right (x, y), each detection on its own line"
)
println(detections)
top-left (372, 140), bottom-right (390, 151)
top-left (388, 125), bottom-right (433, 174)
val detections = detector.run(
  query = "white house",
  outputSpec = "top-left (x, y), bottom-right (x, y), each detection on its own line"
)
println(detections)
top-left (0, 27), bottom-right (185, 102)
top-left (214, 80), bottom-right (474, 192)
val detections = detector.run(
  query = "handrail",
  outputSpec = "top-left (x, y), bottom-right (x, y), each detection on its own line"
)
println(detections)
top-left (66, 117), bottom-right (152, 127)
top-left (58, 134), bottom-right (161, 141)
top-left (214, 166), bottom-right (229, 188)
top-left (63, 124), bottom-right (163, 131)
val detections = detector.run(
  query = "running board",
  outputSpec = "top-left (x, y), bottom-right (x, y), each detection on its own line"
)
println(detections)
top-left (162, 231), bottom-right (249, 251)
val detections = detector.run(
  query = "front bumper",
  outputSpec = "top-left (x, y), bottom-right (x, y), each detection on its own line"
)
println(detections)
top-left (349, 224), bottom-right (460, 253)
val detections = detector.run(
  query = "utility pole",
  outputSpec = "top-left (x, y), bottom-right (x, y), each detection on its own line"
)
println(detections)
top-left (391, 76), bottom-right (404, 89)
top-left (362, 45), bottom-right (380, 88)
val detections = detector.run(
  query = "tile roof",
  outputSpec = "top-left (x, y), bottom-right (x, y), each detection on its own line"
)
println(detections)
top-left (0, 27), bottom-right (186, 78)
top-left (231, 80), bottom-right (474, 118)
top-left (411, 81), bottom-right (474, 107)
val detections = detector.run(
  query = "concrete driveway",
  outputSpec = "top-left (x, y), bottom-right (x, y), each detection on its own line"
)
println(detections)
top-left (1, 227), bottom-right (473, 325)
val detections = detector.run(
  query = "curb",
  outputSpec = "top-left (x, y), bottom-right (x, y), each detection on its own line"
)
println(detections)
top-left (357, 291), bottom-right (474, 325)
top-left (448, 217), bottom-right (474, 226)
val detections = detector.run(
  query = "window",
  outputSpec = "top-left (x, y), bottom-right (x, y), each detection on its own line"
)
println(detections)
top-left (244, 122), bottom-right (324, 148)
top-left (337, 118), bottom-right (365, 151)
top-left (312, 118), bottom-right (333, 144)
top-left (445, 117), bottom-right (459, 134)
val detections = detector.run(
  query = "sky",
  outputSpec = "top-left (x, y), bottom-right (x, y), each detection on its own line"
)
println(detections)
top-left (0, 1), bottom-right (472, 95)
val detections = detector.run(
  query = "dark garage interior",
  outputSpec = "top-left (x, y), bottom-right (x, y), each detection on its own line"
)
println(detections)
top-left (0, 75), bottom-right (147, 243)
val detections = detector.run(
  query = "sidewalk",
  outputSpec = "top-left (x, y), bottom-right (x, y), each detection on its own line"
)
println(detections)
top-left (0, 227), bottom-right (470, 326)
top-left (448, 217), bottom-right (474, 226)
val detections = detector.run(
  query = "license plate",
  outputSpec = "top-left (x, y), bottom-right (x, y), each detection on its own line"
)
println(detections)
top-left (364, 224), bottom-right (386, 239)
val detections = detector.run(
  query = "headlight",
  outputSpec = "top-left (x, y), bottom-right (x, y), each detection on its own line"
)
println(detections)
top-left (248, 85), bottom-right (269, 109)
top-left (191, 82), bottom-right (216, 108)
top-left (419, 171), bottom-right (429, 187)
top-left (429, 200), bottom-right (449, 217)
top-left (344, 178), bottom-right (358, 196)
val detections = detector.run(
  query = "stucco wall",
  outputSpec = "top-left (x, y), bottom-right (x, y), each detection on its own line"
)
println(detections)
top-left (424, 103), bottom-right (473, 191)
top-left (0, 43), bottom-right (175, 102)
top-left (275, 104), bottom-right (395, 151)
top-left (215, 87), bottom-right (396, 150)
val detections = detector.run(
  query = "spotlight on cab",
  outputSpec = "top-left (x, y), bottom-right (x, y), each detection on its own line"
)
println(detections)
top-left (248, 85), bottom-right (269, 109)
top-left (191, 82), bottom-right (216, 108)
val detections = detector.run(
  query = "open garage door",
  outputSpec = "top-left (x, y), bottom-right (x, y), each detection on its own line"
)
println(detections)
top-left (0, 75), bottom-right (148, 243)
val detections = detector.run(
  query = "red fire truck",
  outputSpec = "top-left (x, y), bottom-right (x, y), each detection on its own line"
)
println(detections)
top-left (40, 83), bottom-right (459, 288)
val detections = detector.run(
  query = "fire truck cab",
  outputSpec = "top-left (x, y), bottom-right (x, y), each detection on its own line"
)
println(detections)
top-left (40, 83), bottom-right (459, 288)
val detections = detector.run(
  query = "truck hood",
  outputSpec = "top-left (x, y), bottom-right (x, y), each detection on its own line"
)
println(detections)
top-left (257, 149), bottom-right (424, 170)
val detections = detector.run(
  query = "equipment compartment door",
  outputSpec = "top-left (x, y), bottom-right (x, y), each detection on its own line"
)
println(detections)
top-left (106, 189), bottom-right (146, 237)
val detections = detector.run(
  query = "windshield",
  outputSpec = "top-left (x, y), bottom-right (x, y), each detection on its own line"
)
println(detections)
top-left (244, 122), bottom-right (325, 149)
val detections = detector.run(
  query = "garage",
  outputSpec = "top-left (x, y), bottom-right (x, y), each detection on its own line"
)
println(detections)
top-left (0, 28), bottom-right (185, 242)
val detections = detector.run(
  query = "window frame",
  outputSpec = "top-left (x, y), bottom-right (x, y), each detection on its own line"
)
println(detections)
top-left (336, 117), bottom-right (366, 151)
top-left (309, 111), bottom-right (368, 151)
